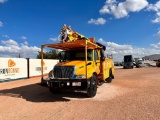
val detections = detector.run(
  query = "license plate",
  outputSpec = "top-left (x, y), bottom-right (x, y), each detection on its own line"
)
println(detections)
top-left (72, 82), bottom-right (81, 86)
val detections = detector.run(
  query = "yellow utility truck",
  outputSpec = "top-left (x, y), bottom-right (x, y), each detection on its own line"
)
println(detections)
top-left (40, 25), bottom-right (114, 97)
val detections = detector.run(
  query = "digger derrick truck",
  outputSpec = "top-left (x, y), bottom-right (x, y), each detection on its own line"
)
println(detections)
top-left (40, 25), bottom-right (114, 97)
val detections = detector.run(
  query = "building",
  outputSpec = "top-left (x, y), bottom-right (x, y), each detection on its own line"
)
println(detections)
top-left (142, 54), bottom-right (160, 61)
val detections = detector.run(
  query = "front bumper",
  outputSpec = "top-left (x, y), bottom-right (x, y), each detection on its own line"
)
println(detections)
top-left (124, 63), bottom-right (133, 68)
top-left (41, 77), bottom-right (88, 90)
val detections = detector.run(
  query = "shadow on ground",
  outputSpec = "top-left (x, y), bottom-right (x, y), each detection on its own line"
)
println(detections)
top-left (0, 83), bottom-right (88, 102)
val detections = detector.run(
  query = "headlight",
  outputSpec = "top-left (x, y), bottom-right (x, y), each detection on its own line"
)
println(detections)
top-left (48, 70), bottom-right (54, 79)
top-left (76, 74), bottom-right (86, 79)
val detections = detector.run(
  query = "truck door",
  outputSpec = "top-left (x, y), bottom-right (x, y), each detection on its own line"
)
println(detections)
top-left (94, 50), bottom-right (100, 74)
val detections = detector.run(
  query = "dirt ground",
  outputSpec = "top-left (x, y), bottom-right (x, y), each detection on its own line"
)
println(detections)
top-left (0, 67), bottom-right (160, 120)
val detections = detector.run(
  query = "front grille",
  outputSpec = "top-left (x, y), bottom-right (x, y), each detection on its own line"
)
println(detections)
top-left (53, 66), bottom-right (75, 78)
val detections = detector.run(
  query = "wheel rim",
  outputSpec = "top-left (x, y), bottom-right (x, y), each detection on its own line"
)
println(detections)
top-left (91, 80), bottom-right (96, 92)
top-left (91, 76), bottom-right (97, 94)
top-left (87, 75), bottom-right (97, 97)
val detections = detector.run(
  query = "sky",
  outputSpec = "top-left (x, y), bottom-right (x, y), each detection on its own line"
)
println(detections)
top-left (0, 0), bottom-right (160, 61)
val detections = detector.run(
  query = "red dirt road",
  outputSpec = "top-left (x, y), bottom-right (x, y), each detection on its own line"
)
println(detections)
top-left (0, 67), bottom-right (160, 120)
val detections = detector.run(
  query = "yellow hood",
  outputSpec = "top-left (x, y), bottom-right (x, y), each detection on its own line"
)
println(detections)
top-left (56, 61), bottom-right (86, 68)
top-left (55, 60), bottom-right (93, 75)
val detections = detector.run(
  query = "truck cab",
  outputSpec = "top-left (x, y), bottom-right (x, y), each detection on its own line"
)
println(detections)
top-left (123, 55), bottom-right (134, 69)
top-left (57, 49), bottom-right (100, 78)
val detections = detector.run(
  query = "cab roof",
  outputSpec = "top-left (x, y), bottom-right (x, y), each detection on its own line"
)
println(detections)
top-left (41, 39), bottom-right (102, 50)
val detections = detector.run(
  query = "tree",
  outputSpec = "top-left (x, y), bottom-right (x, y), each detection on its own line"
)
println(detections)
top-left (37, 49), bottom-right (59, 59)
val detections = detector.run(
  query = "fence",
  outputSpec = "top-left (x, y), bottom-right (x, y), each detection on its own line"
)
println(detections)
top-left (0, 58), bottom-right (58, 82)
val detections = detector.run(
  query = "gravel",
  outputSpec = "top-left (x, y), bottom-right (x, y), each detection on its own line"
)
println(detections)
top-left (0, 67), bottom-right (160, 120)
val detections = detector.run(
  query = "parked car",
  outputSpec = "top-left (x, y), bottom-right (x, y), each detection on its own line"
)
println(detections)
top-left (136, 59), bottom-right (145, 68)
top-left (156, 59), bottom-right (160, 67)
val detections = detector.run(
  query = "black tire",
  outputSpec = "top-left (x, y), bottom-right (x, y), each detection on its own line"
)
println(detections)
top-left (87, 75), bottom-right (97, 98)
top-left (40, 78), bottom-right (47, 86)
top-left (106, 69), bottom-right (112, 83)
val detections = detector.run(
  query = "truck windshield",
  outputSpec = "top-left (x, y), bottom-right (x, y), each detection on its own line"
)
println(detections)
top-left (138, 60), bottom-right (143, 64)
top-left (124, 55), bottom-right (133, 62)
top-left (62, 49), bottom-right (93, 61)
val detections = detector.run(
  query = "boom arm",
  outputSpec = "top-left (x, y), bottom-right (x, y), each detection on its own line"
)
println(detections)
top-left (58, 24), bottom-right (87, 42)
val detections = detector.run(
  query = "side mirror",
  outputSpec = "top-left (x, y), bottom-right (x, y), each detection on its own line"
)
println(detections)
top-left (59, 53), bottom-right (61, 62)
top-left (58, 52), bottom-right (62, 62)
top-left (58, 51), bottom-right (65, 62)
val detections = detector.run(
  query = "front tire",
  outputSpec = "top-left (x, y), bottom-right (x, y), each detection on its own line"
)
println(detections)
top-left (87, 75), bottom-right (97, 98)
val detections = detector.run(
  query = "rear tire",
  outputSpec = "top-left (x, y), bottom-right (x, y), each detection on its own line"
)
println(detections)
top-left (106, 70), bottom-right (113, 83)
top-left (87, 75), bottom-right (97, 98)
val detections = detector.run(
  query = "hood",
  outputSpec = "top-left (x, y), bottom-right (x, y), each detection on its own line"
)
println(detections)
top-left (55, 60), bottom-right (92, 70)
top-left (55, 60), bottom-right (94, 78)
top-left (56, 60), bottom-right (88, 67)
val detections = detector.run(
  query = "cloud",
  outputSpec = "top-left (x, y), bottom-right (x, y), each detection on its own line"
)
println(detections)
top-left (0, 39), bottom-right (40, 58)
top-left (1, 39), bottom-right (18, 46)
top-left (106, 42), bottom-right (133, 50)
top-left (2, 35), bottom-right (9, 38)
top-left (24, 41), bottom-right (28, 45)
top-left (147, 1), bottom-right (160, 12)
top-left (0, 21), bottom-right (3, 27)
top-left (98, 38), bottom-right (160, 61)
top-left (100, 0), bottom-right (148, 19)
top-left (150, 42), bottom-right (160, 48)
top-left (0, 0), bottom-right (7, 3)
top-left (20, 44), bottom-right (40, 57)
top-left (147, 1), bottom-right (160, 23)
top-left (21, 36), bottom-right (27, 40)
top-left (152, 17), bottom-right (160, 23)
top-left (49, 37), bottom-right (57, 42)
top-left (88, 18), bottom-right (106, 25)
top-left (156, 30), bottom-right (160, 39)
